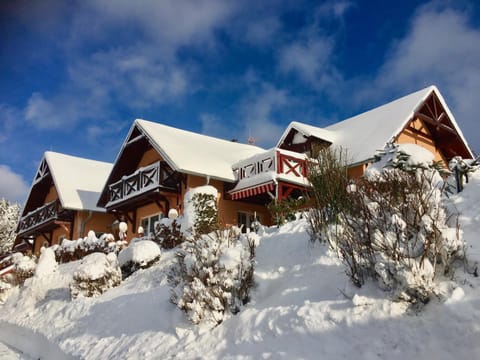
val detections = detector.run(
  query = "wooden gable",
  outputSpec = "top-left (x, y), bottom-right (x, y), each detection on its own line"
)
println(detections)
top-left (97, 123), bottom-right (183, 212)
top-left (398, 91), bottom-right (472, 163)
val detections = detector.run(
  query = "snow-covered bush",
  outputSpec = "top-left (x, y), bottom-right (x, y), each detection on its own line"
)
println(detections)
top-left (448, 156), bottom-right (479, 193)
top-left (0, 278), bottom-right (12, 303)
top-left (12, 252), bottom-right (36, 284)
top-left (337, 144), bottom-right (463, 304)
top-left (118, 240), bottom-right (161, 278)
top-left (0, 198), bottom-right (20, 256)
top-left (70, 252), bottom-right (121, 299)
top-left (169, 229), bottom-right (257, 326)
top-left (35, 247), bottom-right (57, 278)
top-left (182, 185), bottom-right (219, 235)
top-left (268, 197), bottom-right (306, 226)
top-left (54, 231), bottom-right (126, 263)
top-left (153, 218), bottom-right (185, 249)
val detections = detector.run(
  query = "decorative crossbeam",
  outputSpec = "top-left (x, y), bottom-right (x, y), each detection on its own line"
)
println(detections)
top-left (107, 161), bottom-right (179, 207)
top-left (415, 93), bottom-right (456, 135)
top-left (17, 199), bottom-right (61, 235)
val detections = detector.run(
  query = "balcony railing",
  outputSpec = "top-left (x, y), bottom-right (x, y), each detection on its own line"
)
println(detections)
top-left (107, 161), bottom-right (177, 207)
top-left (230, 148), bottom-right (309, 200)
top-left (17, 199), bottom-right (62, 235)
top-left (234, 148), bottom-right (308, 181)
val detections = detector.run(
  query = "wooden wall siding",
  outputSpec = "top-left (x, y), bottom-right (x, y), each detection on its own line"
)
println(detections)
top-left (44, 185), bottom-right (58, 204)
top-left (138, 147), bottom-right (163, 168)
top-left (397, 117), bottom-right (447, 166)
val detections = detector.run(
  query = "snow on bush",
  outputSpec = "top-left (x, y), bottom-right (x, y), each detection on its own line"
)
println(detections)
top-left (12, 252), bottom-right (36, 284)
top-left (0, 198), bottom-right (20, 256)
top-left (34, 247), bottom-right (57, 278)
top-left (53, 231), bottom-right (126, 263)
top-left (118, 240), bottom-right (161, 278)
top-left (311, 143), bottom-right (464, 306)
top-left (153, 218), bottom-right (185, 249)
top-left (181, 185), bottom-right (218, 235)
top-left (0, 278), bottom-right (12, 303)
top-left (169, 229), bottom-right (257, 326)
top-left (70, 252), bottom-right (121, 299)
top-left (153, 185), bottom-right (218, 249)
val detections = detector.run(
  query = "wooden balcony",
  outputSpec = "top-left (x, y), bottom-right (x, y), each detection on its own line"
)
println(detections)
top-left (17, 199), bottom-right (72, 236)
top-left (234, 148), bottom-right (308, 181)
top-left (230, 149), bottom-right (309, 201)
top-left (106, 161), bottom-right (179, 208)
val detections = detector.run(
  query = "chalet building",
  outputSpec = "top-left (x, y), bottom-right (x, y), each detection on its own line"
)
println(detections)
top-left (277, 85), bottom-right (474, 177)
top-left (96, 120), bottom-right (312, 240)
top-left (13, 152), bottom-right (114, 255)
top-left (14, 85), bottom-right (475, 250)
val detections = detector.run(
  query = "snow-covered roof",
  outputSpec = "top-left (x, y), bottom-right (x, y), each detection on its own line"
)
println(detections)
top-left (279, 86), bottom-right (473, 165)
top-left (277, 121), bottom-right (336, 147)
top-left (325, 86), bottom-right (438, 164)
top-left (134, 119), bottom-right (266, 182)
top-left (41, 152), bottom-right (112, 212)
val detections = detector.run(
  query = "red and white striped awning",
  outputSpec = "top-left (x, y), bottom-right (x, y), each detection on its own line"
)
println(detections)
top-left (230, 182), bottom-right (275, 200)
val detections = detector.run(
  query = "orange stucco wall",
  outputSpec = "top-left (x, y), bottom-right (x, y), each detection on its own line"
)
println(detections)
top-left (34, 226), bottom-right (69, 255)
top-left (138, 147), bottom-right (163, 168)
top-left (75, 210), bottom-right (116, 239)
top-left (396, 117), bottom-right (447, 166)
top-left (44, 185), bottom-right (58, 203)
top-left (347, 164), bottom-right (367, 179)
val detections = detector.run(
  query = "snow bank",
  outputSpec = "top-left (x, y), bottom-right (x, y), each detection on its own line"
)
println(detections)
top-left (35, 248), bottom-right (57, 278)
top-left (0, 183), bottom-right (480, 359)
top-left (118, 240), bottom-right (161, 268)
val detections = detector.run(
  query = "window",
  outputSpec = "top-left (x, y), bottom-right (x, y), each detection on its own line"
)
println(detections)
top-left (237, 211), bottom-right (260, 233)
top-left (140, 213), bottom-right (163, 238)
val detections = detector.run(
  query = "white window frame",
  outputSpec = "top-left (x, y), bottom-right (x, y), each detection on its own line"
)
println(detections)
top-left (140, 213), bottom-right (163, 239)
top-left (237, 211), bottom-right (261, 233)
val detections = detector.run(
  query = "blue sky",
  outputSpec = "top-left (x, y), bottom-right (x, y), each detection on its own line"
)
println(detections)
top-left (1, 0), bottom-right (480, 204)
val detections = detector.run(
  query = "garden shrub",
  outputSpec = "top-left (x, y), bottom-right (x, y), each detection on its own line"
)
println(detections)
top-left (118, 240), bottom-right (161, 278)
top-left (70, 252), bottom-right (121, 299)
top-left (308, 143), bottom-right (464, 306)
top-left (153, 219), bottom-right (185, 249)
top-left (169, 229), bottom-right (257, 326)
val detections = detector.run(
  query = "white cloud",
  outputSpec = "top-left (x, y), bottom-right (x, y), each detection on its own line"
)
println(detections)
top-left (24, 92), bottom-right (101, 130)
top-left (276, 2), bottom-right (350, 93)
top-left (356, 4), bottom-right (480, 150)
top-left (0, 104), bottom-right (18, 143)
top-left (279, 37), bottom-right (333, 82)
top-left (78, 0), bottom-right (235, 53)
top-left (239, 83), bottom-right (290, 147)
top-left (200, 113), bottom-right (236, 140)
top-left (18, 0), bottom-right (238, 131)
top-left (0, 165), bottom-right (29, 204)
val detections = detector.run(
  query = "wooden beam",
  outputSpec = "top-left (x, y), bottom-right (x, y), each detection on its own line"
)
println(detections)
top-left (405, 126), bottom-right (431, 139)
top-left (416, 112), bottom-right (437, 126)
top-left (126, 134), bottom-right (145, 146)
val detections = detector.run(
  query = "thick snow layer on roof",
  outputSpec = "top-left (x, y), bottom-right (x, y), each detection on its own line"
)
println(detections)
top-left (135, 119), bottom-right (266, 182)
top-left (324, 86), bottom-right (435, 164)
top-left (45, 151), bottom-right (112, 212)
top-left (277, 121), bottom-right (336, 147)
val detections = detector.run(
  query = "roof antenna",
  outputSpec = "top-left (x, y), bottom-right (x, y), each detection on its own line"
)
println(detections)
top-left (247, 129), bottom-right (258, 145)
